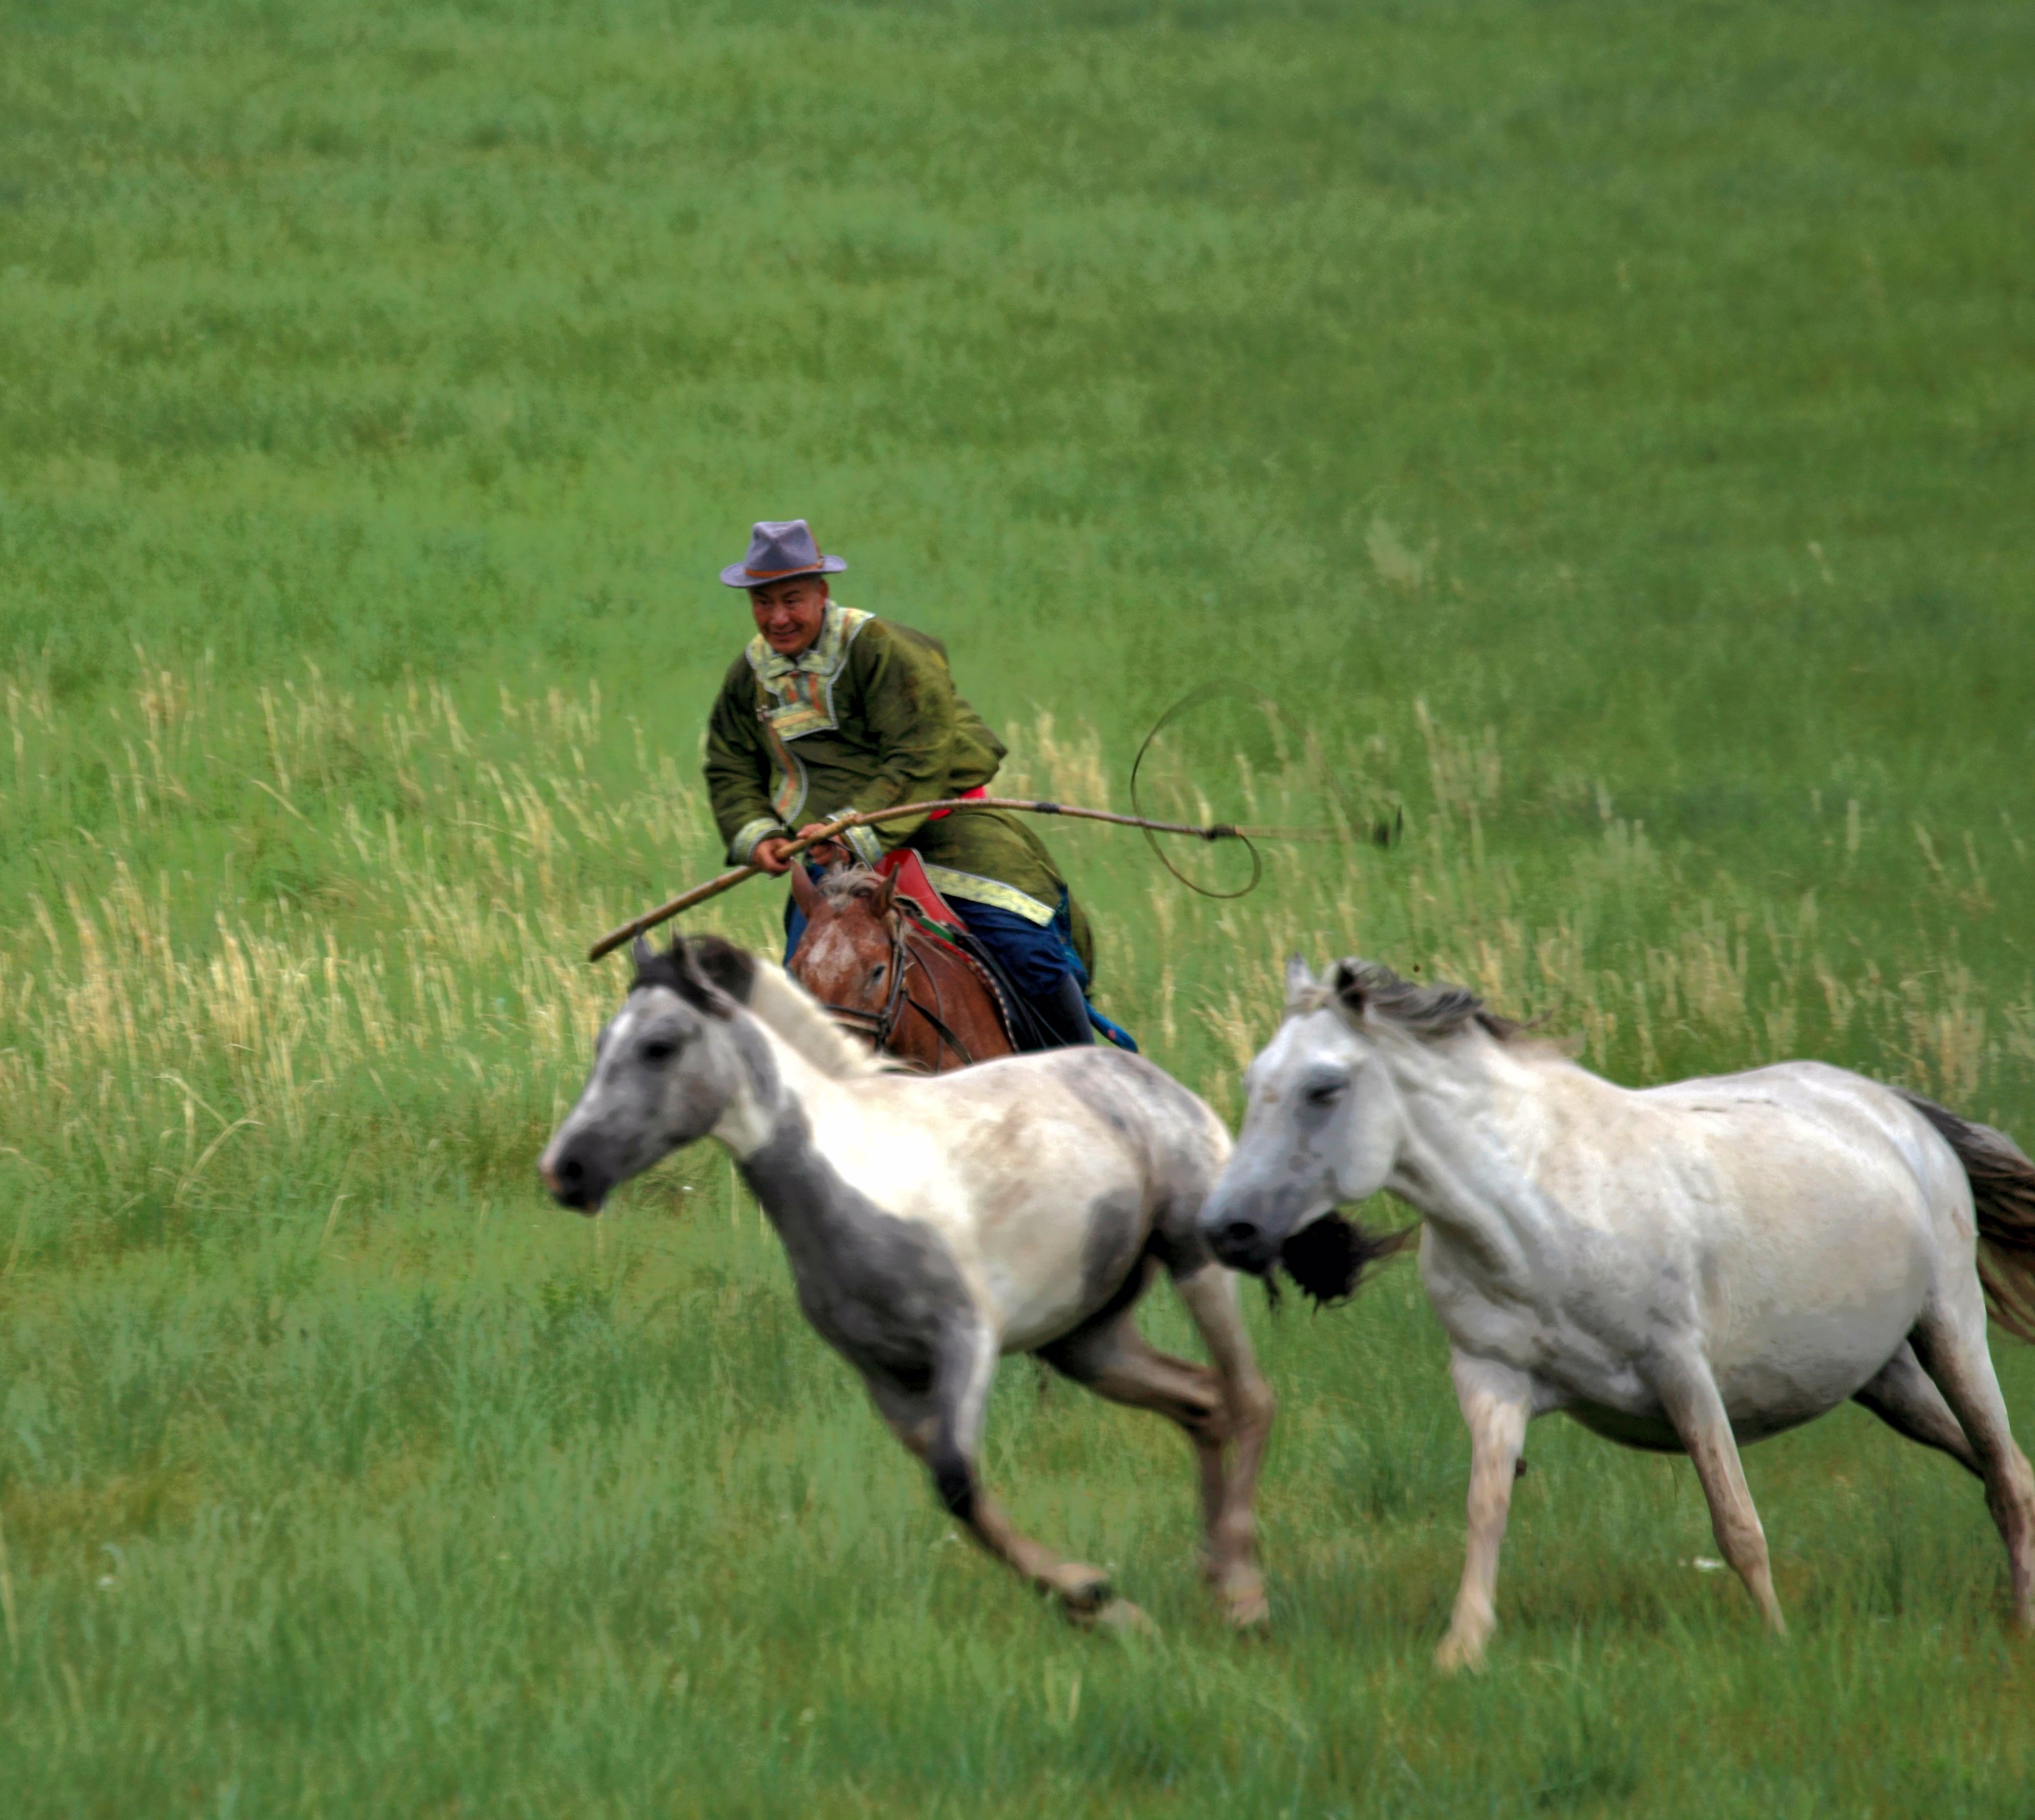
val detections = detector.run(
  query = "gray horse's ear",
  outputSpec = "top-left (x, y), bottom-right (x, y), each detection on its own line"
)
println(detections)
top-left (685, 933), bottom-right (758, 1007)
top-left (671, 942), bottom-right (739, 1021)
top-left (1284, 955), bottom-right (1315, 1003)
top-left (630, 934), bottom-right (655, 972)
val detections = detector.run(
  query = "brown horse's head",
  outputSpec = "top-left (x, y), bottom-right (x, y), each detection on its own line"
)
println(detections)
top-left (788, 864), bottom-right (900, 1046)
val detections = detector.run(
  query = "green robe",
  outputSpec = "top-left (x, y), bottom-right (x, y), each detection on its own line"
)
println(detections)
top-left (703, 602), bottom-right (1093, 972)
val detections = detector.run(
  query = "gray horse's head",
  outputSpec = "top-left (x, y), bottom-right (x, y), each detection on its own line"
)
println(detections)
top-left (539, 935), bottom-right (761, 1214)
top-left (1201, 956), bottom-right (1498, 1297)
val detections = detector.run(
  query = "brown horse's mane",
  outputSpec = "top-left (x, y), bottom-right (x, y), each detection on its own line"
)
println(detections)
top-left (815, 864), bottom-right (889, 910)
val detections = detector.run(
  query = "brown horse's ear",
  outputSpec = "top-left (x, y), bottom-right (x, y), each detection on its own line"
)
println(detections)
top-left (788, 859), bottom-right (821, 918)
top-left (870, 870), bottom-right (897, 916)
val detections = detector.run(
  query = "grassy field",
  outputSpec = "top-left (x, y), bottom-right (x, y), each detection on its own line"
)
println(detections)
top-left (5, 0), bottom-right (2035, 1812)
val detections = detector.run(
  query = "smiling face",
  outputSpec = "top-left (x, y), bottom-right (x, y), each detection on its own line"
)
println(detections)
top-left (539, 982), bottom-right (738, 1214)
top-left (748, 575), bottom-right (830, 657)
top-left (1201, 988), bottom-right (1406, 1275)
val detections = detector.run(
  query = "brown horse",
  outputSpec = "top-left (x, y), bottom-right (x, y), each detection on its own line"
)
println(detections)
top-left (788, 863), bottom-right (1015, 1072)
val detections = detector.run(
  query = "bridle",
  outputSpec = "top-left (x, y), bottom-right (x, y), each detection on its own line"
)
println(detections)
top-left (811, 904), bottom-right (1000, 1069)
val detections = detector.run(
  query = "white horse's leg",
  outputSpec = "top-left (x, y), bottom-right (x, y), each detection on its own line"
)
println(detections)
top-left (867, 1323), bottom-right (1146, 1629)
top-left (1912, 1298), bottom-right (2035, 1629)
top-left (1652, 1352), bottom-right (1786, 1634)
top-left (1853, 1342), bottom-right (1981, 1475)
top-left (1435, 1351), bottom-right (1532, 1673)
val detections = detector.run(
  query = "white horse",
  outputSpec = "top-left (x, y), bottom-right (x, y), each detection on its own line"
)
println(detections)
top-left (540, 934), bottom-right (1275, 1630)
top-left (1202, 956), bottom-right (2035, 1670)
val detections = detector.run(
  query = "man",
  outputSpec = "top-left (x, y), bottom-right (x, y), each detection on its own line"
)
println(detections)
top-left (703, 519), bottom-right (1104, 1049)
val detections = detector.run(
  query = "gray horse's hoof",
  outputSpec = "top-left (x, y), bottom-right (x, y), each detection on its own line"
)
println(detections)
top-left (1084, 1595), bottom-right (1156, 1637)
top-left (1053, 1572), bottom-right (1152, 1635)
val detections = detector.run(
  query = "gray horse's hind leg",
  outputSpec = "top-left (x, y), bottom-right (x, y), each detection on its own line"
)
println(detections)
top-left (1038, 1263), bottom-right (1275, 1627)
top-left (862, 1323), bottom-right (1148, 1630)
top-left (1910, 1296), bottom-right (2035, 1629)
top-left (1175, 1264), bottom-right (1276, 1625)
top-left (1853, 1342), bottom-right (1981, 1476)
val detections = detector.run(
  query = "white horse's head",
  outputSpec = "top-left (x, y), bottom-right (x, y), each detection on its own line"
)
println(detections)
top-left (539, 935), bottom-right (760, 1214)
top-left (1201, 956), bottom-right (1505, 1296)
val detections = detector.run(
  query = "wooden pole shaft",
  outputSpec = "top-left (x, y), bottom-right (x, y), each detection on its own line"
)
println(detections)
top-left (585, 796), bottom-right (1330, 963)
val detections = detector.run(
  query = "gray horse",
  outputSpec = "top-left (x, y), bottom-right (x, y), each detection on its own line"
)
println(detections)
top-left (541, 935), bottom-right (1275, 1630)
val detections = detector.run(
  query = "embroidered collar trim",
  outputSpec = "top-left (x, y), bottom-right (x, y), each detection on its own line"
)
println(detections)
top-left (744, 601), bottom-right (872, 742)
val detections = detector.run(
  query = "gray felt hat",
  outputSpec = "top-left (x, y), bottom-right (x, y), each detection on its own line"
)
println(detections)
top-left (718, 520), bottom-right (849, 589)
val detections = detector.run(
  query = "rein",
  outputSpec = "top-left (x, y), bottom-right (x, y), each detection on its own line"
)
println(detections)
top-left (811, 903), bottom-right (986, 1069)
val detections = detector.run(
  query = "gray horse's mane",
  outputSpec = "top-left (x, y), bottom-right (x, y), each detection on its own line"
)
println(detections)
top-left (634, 937), bottom-right (887, 1081)
top-left (745, 958), bottom-right (891, 1078)
top-left (1294, 958), bottom-right (1524, 1044)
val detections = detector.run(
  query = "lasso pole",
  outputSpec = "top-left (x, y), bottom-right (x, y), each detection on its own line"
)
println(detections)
top-left (585, 796), bottom-right (1330, 963)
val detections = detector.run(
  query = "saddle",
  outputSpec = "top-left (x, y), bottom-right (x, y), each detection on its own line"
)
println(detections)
top-left (873, 851), bottom-right (1070, 1056)
top-left (874, 849), bottom-right (969, 936)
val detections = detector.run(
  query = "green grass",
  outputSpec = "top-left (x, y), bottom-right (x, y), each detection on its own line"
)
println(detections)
top-left (3, 0), bottom-right (2035, 1811)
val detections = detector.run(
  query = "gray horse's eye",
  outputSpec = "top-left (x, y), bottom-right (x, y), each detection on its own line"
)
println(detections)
top-left (1304, 1080), bottom-right (1346, 1107)
top-left (640, 1037), bottom-right (681, 1064)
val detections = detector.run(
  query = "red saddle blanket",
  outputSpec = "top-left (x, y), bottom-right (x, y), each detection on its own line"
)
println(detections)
top-left (875, 849), bottom-right (970, 935)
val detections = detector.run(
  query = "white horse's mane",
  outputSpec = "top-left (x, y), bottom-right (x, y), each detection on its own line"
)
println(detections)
top-left (1291, 957), bottom-right (1526, 1045)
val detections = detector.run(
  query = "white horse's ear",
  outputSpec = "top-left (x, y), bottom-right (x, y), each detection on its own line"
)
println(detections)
top-left (1332, 958), bottom-right (1367, 1013)
top-left (630, 933), bottom-right (655, 971)
top-left (1284, 955), bottom-right (1316, 1003)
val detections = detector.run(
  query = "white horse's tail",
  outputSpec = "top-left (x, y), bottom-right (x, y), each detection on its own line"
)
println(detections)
top-left (1901, 1091), bottom-right (2035, 1344)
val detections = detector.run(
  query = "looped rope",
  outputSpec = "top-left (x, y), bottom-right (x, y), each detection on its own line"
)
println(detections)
top-left (1128, 682), bottom-right (1399, 902)
top-left (1128, 683), bottom-right (1266, 901)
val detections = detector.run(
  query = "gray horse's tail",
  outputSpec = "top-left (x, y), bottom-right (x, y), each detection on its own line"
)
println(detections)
top-left (1900, 1091), bottom-right (2035, 1345)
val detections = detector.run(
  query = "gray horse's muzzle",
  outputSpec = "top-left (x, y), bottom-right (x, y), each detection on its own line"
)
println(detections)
top-left (539, 1134), bottom-right (616, 1216)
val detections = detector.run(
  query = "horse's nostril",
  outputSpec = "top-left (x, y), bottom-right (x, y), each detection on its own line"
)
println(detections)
top-left (1218, 1219), bottom-right (1260, 1252)
top-left (556, 1155), bottom-right (584, 1185)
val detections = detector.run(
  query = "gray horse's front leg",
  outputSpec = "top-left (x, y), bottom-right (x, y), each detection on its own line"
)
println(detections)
top-left (864, 1323), bottom-right (1150, 1630)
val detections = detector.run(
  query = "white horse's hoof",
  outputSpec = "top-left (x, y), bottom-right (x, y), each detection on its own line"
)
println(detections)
top-left (1433, 1631), bottom-right (1489, 1675)
top-left (1211, 1566), bottom-right (1270, 1630)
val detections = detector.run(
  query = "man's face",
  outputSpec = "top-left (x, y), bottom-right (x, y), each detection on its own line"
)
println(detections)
top-left (749, 577), bottom-right (830, 657)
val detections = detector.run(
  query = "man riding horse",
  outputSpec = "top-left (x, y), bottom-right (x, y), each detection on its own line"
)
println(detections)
top-left (703, 518), bottom-right (1107, 1051)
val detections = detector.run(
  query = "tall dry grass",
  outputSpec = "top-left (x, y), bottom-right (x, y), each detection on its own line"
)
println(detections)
top-left (2, 659), bottom-right (2030, 1260)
